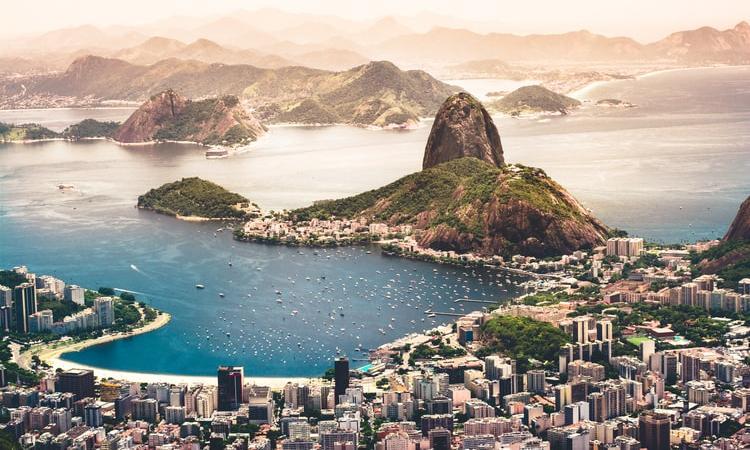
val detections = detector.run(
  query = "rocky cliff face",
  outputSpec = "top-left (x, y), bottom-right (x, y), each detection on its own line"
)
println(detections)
top-left (293, 94), bottom-right (607, 257)
top-left (294, 158), bottom-right (608, 257)
top-left (113, 89), bottom-right (265, 146)
top-left (423, 92), bottom-right (504, 169)
top-left (113, 90), bottom-right (187, 143)
top-left (724, 195), bottom-right (750, 241)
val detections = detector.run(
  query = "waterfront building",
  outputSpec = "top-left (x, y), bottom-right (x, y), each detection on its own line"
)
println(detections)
top-left (13, 282), bottom-right (36, 334)
top-left (606, 238), bottom-right (643, 258)
top-left (94, 297), bottom-right (115, 327)
top-left (63, 285), bottom-right (85, 306)
top-left (29, 309), bottom-right (53, 333)
top-left (56, 369), bottom-right (95, 400)
top-left (217, 366), bottom-right (244, 411)
top-left (0, 285), bottom-right (11, 306)
top-left (0, 305), bottom-right (11, 332)
top-left (334, 357), bottom-right (349, 404)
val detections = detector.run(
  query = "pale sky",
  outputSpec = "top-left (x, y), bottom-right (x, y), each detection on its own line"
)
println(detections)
top-left (4, 0), bottom-right (749, 42)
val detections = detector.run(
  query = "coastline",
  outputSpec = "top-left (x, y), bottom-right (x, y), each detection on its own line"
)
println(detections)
top-left (16, 306), bottom-right (320, 388)
top-left (569, 64), bottom-right (750, 100)
top-left (17, 310), bottom-right (171, 374)
top-left (48, 359), bottom-right (315, 388)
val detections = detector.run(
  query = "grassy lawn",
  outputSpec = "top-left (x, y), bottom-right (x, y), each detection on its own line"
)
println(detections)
top-left (626, 335), bottom-right (653, 346)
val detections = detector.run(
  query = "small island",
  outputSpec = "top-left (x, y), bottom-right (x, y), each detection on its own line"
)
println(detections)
top-left (490, 85), bottom-right (581, 116)
top-left (0, 119), bottom-right (122, 143)
top-left (137, 177), bottom-right (260, 220)
top-left (596, 98), bottom-right (636, 108)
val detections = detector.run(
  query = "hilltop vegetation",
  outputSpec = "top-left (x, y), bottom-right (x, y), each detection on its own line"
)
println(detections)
top-left (0, 119), bottom-right (121, 142)
top-left (137, 177), bottom-right (254, 219)
top-left (1, 57), bottom-right (456, 127)
top-left (292, 157), bottom-right (608, 257)
top-left (478, 316), bottom-right (571, 371)
top-left (694, 239), bottom-right (750, 289)
top-left (62, 119), bottom-right (120, 139)
top-left (113, 90), bottom-right (266, 146)
top-left (491, 85), bottom-right (581, 115)
top-left (0, 122), bottom-right (59, 141)
top-left (250, 61), bottom-right (457, 127)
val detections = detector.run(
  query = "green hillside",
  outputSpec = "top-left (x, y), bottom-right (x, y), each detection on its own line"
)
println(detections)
top-left (292, 157), bottom-right (607, 256)
top-left (137, 177), bottom-right (253, 219)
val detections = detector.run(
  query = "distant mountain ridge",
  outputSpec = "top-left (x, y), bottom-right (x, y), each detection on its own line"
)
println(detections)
top-left (373, 22), bottom-right (750, 64)
top-left (3, 16), bottom-right (750, 72)
top-left (0, 57), bottom-right (456, 127)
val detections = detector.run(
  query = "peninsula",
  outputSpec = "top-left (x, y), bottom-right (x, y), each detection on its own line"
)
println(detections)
top-left (137, 177), bottom-right (260, 220)
top-left (238, 92), bottom-right (609, 257)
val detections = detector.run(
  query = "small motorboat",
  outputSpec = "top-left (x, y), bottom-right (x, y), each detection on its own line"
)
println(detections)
top-left (195, 284), bottom-right (205, 289)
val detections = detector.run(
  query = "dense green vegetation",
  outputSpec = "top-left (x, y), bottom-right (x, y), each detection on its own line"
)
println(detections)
top-left (491, 85), bottom-right (581, 115)
top-left (0, 270), bottom-right (27, 288)
top-left (37, 299), bottom-right (85, 322)
top-left (257, 61), bottom-right (454, 126)
top-left (691, 240), bottom-right (750, 289)
top-left (292, 157), bottom-right (603, 256)
top-left (152, 96), bottom-right (255, 146)
top-left (479, 316), bottom-right (571, 371)
top-left (62, 119), bottom-right (119, 139)
top-left (519, 288), bottom-right (600, 306)
top-left (294, 158), bottom-right (582, 230)
top-left (113, 302), bottom-right (141, 329)
top-left (0, 118), bottom-right (120, 142)
top-left (0, 340), bottom-right (39, 385)
top-left (409, 337), bottom-right (467, 364)
top-left (138, 177), bottom-right (250, 219)
top-left (607, 303), bottom-right (729, 346)
top-left (276, 98), bottom-right (340, 124)
top-left (0, 429), bottom-right (21, 449)
top-left (0, 122), bottom-right (58, 141)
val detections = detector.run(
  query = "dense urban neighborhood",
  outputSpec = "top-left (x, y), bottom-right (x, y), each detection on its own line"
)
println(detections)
top-left (2, 233), bottom-right (750, 450)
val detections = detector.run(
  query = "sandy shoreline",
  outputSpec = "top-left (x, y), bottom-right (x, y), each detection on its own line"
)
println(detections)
top-left (18, 310), bottom-right (170, 371)
top-left (18, 309), bottom-right (319, 388)
top-left (569, 65), bottom-right (750, 100)
top-left (49, 358), bottom-right (315, 388)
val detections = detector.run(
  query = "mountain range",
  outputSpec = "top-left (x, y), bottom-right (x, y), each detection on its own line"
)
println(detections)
top-left (2, 14), bottom-right (749, 76)
top-left (0, 58), bottom-right (456, 127)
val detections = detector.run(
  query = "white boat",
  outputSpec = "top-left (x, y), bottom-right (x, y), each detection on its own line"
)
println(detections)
top-left (195, 284), bottom-right (205, 289)
top-left (205, 147), bottom-right (229, 159)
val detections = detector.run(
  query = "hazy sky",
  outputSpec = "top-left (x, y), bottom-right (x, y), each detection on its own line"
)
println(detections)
top-left (6, 0), bottom-right (750, 41)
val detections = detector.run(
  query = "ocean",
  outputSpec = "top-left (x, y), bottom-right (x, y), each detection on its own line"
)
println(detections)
top-left (0, 66), bottom-right (748, 377)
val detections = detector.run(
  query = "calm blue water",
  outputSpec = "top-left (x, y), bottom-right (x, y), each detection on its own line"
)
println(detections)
top-left (1, 66), bottom-right (749, 376)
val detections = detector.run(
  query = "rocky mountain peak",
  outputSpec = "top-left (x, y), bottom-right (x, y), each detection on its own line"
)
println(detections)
top-left (724, 195), bottom-right (750, 241)
top-left (112, 89), bottom-right (188, 143)
top-left (422, 92), bottom-right (504, 170)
